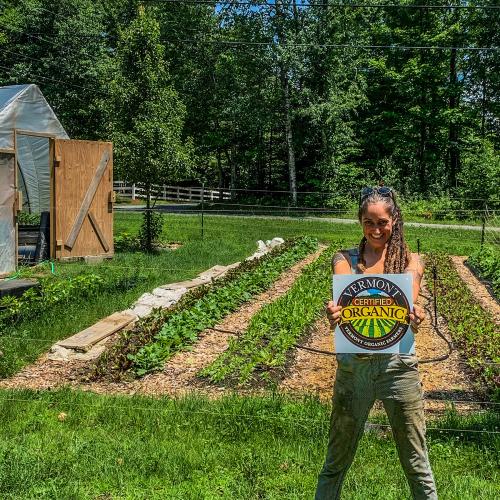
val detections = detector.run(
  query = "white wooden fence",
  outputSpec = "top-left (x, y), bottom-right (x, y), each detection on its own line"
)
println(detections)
top-left (114, 181), bottom-right (231, 202)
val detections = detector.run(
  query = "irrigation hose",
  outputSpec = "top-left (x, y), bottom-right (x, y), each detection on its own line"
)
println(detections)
top-left (207, 296), bottom-right (454, 363)
top-left (3, 260), bottom-right (56, 281)
top-left (418, 304), bottom-right (454, 364)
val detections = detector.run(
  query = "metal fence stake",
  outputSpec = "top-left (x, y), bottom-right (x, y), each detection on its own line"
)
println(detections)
top-left (480, 207), bottom-right (486, 248)
top-left (432, 266), bottom-right (438, 327)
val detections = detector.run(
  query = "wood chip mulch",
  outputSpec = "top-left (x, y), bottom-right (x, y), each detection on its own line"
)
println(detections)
top-left (450, 256), bottom-right (499, 326)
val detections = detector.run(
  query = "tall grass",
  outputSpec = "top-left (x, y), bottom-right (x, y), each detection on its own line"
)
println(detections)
top-left (0, 389), bottom-right (497, 499)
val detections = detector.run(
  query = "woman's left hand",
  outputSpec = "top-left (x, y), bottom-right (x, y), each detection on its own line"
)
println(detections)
top-left (409, 304), bottom-right (425, 331)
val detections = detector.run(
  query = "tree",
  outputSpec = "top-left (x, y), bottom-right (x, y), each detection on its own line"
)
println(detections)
top-left (110, 4), bottom-right (193, 251)
top-left (0, 0), bottom-right (111, 139)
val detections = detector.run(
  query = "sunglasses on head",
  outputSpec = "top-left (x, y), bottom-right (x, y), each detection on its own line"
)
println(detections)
top-left (359, 186), bottom-right (394, 204)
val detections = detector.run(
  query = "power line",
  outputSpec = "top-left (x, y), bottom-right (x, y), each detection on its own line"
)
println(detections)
top-left (170, 37), bottom-right (500, 51)
top-left (3, 24), bottom-right (496, 52)
top-left (142, 0), bottom-right (500, 11)
top-left (0, 63), bottom-right (102, 94)
top-left (0, 20), bottom-right (113, 46)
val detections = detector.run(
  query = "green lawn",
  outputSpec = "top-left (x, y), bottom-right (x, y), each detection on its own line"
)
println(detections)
top-left (0, 390), bottom-right (497, 499)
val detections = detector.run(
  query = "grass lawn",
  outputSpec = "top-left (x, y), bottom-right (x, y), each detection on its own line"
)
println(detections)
top-left (0, 212), bottom-right (485, 378)
top-left (0, 390), bottom-right (497, 499)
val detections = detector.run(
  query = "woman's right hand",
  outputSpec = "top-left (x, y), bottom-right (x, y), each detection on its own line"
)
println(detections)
top-left (326, 301), bottom-right (342, 329)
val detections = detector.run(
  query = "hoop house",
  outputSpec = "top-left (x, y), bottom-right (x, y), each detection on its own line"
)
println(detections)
top-left (0, 84), bottom-right (113, 276)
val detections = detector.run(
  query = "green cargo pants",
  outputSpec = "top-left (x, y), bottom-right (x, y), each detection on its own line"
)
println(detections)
top-left (315, 353), bottom-right (437, 500)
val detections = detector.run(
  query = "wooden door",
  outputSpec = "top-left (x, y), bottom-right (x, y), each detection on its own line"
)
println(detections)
top-left (52, 139), bottom-right (113, 260)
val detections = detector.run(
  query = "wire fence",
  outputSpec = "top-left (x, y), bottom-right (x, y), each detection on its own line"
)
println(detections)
top-left (113, 183), bottom-right (500, 227)
top-left (1, 253), bottom-right (498, 435)
top-left (0, 394), bottom-right (498, 436)
top-left (482, 206), bottom-right (500, 249)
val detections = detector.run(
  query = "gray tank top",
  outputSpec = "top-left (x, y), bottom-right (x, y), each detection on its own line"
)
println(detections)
top-left (347, 248), bottom-right (361, 274)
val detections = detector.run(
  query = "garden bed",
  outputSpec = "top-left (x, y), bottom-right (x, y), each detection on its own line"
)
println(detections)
top-left (466, 245), bottom-right (499, 301)
top-left (0, 247), bottom-right (494, 411)
top-left (199, 242), bottom-right (337, 385)
top-left (91, 236), bottom-right (318, 380)
top-left (426, 253), bottom-right (500, 400)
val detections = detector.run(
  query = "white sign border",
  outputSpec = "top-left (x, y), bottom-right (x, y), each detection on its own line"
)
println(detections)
top-left (332, 273), bottom-right (415, 354)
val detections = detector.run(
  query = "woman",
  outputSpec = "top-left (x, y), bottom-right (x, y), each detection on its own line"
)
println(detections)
top-left (315, 186), bottom-right (437, 500)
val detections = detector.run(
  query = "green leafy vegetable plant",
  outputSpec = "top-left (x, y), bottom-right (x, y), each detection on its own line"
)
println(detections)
top-left (92, 237), bottom-right (318, 379)
top-left (199, 243), bottom-right (338, 385)
top-left (467, 245), bottom-right (500, 299)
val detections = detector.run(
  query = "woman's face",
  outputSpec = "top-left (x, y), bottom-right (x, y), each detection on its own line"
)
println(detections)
top-left (360, 201), bottom-right (394, 250)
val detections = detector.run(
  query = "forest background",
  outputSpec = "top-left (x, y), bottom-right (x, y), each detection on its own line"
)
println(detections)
top-left (0, 0), bottom-right (498, 210)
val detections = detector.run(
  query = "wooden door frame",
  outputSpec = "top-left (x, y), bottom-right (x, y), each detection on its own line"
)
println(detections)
top-left (49, 138), bottom-right (57, 259)
top-left (14, 129), bottom-right (55, 263)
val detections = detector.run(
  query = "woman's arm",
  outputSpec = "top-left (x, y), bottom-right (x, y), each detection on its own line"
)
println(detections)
top-left (405, 253), bottom-right (425, 300)
top-left (405, 252), bottom-right (426, 328)
top-left (327, 252), bottom-right (352, 328)
top-left (332, 251), bottom-right (352, 275)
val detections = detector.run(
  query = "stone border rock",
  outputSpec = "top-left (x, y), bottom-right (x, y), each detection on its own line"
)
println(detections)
top-left (47, 238), bottom-right (285, 362)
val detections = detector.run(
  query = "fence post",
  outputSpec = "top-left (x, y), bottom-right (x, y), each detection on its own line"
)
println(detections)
top-left (131, 183), bottom-right (136, 201)
top-left (480, 203), bottom-right (487, 248)
top-left (417, 238), bottom-right (420, 254)
top-left (432, 266), bottom-right (438, 327)
top-left (201, 182), bottom-right (205, 239)
top-left (163, 185), bottom-right (166, 200)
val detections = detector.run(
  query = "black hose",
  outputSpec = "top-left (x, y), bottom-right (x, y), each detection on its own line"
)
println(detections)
top-left (207, 295), bottom-right (454, 362)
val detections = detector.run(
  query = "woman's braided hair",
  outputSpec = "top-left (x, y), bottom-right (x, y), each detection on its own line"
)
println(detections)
top-left (357, 190), bottom-right (411, 274)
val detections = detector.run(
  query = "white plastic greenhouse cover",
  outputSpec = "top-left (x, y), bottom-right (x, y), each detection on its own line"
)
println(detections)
top-left (0, 84), bottom-right (68, 216)
top-left (16, 134), bottom-right (50, 213)
top-left (0, 84), bottom-right (68, 150)
top-left (0, 153), bottom-right (15, 274)
top-left (0, 84), bottom-right (69, 273)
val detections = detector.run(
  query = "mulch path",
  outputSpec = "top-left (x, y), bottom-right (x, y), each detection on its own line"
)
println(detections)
top-left (450, 256), bottom-right (499, 325)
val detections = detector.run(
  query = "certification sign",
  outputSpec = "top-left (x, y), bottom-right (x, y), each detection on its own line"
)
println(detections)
top-left (333, 274), bottom-right (415, 354)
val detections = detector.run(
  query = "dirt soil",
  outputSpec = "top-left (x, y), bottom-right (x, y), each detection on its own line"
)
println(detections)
top-left (0, 254), bottom-right (488, 414)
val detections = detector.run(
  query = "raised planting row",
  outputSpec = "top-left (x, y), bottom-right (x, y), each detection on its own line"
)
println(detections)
top-left (91, 237), bottom-right (318, 379)
top-left (199, 243), bottom-right (338, 385)
top-left (467, 245), bottom-right (499, 299)
top-left (425, 253), bottom-right (499, 400)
